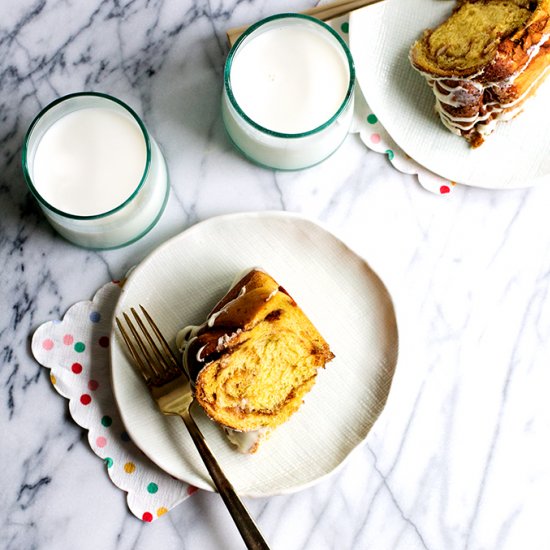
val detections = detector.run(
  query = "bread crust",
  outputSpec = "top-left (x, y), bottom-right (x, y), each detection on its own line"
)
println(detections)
top-left (178, 268), bottom-right (334, 443)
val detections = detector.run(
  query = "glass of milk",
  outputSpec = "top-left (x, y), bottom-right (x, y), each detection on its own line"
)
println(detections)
top-left (222, 14), bottom-right (355, 171)
top-left (22, 92), bottom-right (169, 249)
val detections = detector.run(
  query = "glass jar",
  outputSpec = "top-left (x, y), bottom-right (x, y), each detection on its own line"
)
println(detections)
top-left (22, 92), bottom-right (169, 249)
top-left (222, 14), bottom-right (355, 170)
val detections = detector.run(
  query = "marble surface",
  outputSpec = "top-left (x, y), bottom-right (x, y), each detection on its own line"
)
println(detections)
top-left (1, 1), bottom-right (549, 549)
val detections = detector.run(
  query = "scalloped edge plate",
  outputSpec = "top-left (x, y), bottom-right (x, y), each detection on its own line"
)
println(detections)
top-left (350, 0), bottom-right (550, 188)
top-left (111, 211), bottom-right (399, 496)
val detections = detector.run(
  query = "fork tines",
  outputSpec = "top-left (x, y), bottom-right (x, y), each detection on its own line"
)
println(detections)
top-left (116, 305), bottom-right (182, 387)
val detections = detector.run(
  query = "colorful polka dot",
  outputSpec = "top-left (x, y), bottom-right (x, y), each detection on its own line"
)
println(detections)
top-left (80, 394), bottom-right (92, 405)
top-left (71, 362), bottom-right (83, 374)
top-left (440, 185), bottom-right (451, 194)
top-left (96, 436), bottom-right (107, 448)
top-left (50, 373), bottom-right (56, 385)
top-left (340, 21), bottom-right (349, 34)
top-left (98, 336), bottom-right (109, 348)
top-left (124, 462), bottom-right (136, 474)
top-left (42, 339), bottom-right (54, 351)
top-left (386, 149), bottom-right (395, 161)
top-left (89, 311), bottom-right (101, 323)
top-left (157, 507), bottom-right (168, 517)
top-left (88, 379), bottom-right (99, 391)
top-left (74, 342), bottom-right (86, 353)
top-left (142, 512), bottom-right (153, 522)
top-left (101, 415), bottom-right (113, 427)
top-left (147, 482), bottom-right (158, 494)
top-left (104, 457), bottom-right (113, 468)
top-left (63, 334), bottom-right (74, 346)
top-left (367, 114), bottom-right (378, 124)
top-left (370, 133), bottom-right (381, 144)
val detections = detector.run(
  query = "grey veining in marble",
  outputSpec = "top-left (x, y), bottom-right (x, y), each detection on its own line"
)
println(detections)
top-left (1, 1), bottom-right (550, 549)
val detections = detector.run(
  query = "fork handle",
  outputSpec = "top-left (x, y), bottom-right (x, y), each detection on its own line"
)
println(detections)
top-left (180, 409), bottom-right (271, 550)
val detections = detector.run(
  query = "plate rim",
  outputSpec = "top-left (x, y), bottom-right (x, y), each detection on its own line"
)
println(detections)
top-left (110, 210), bottom-right (400, 496)
top-left (349, 0), bottom-right (550, 189)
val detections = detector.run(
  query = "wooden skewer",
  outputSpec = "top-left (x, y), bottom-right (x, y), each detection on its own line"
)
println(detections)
top-left (226, 0), bottom-right (384, 46)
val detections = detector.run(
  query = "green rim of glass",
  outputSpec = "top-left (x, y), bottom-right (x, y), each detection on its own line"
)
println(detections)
top-left (224, 13), bottom-right (356, 139)
top-left (67, 174), bottom-right (170, 250)
top-left (21, 91), bottom-right (152, 220)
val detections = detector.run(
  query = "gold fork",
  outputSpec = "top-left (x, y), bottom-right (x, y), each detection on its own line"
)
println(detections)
top-left (116, 306), bottom-right (270, 550)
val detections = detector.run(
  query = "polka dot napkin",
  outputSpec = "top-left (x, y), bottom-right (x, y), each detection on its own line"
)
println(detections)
top-left (31, 281), bottom-right (195, 522)
top-left (329, 15), bottom-right (456, 195)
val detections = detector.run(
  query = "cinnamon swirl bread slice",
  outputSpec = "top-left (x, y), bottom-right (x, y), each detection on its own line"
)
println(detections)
top-left (410, 0), bottom-right (550, 146)
top-left (177, 268), bottom-right (334, 453)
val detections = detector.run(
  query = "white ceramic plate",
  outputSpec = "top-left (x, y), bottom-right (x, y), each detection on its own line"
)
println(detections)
top-left (349, 0), bottom-right (550, 188)
top-left (111, 212), bottom-right (398, 496)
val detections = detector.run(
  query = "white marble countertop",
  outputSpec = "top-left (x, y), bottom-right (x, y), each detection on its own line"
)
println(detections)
top-left (1, 1), bottom-right (549, 549)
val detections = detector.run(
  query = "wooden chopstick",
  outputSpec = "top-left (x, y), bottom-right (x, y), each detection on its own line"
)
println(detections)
top-left (226, 0), bottom-right (384, 46)
top-left (305, 0), bottom-right (383, 22)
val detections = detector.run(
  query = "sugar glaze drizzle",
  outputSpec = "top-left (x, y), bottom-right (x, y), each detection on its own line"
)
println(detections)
top-left (412, 27), bottom-right (550, 139)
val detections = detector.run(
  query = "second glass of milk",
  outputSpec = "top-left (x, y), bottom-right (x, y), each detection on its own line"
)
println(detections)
top-left (22, 92), bottom-right (169, 249)
top-left (222, 14), bottom-right (355, 170)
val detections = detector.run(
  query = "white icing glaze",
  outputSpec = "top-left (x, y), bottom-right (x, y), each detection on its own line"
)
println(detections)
top-left (216, 329), bottom-right (242, 351)
top-left (223, 426), bottom-right (271, 454)
top-left (176, 267), bottom-right (276, 453)
top-left (266, 288), bottom-right (278, 301)
top-left (196, 344), bottom-right (207, 362)
top-left (230, 265), bottom-right (266, 286)
top-left (412, 28), bottom-right (550, 139)
top-left (207, 284), bottom-right (246, 327)
top-left (175, 324), bottom-right (197, 349)
top-left (176, 272), bottom-right (254, 366)
top-left (176, 325), bottom-right (203, 378)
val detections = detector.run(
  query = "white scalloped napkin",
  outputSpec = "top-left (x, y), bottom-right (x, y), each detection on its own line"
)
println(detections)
top-left (31, 281), bottom-right (195, 522)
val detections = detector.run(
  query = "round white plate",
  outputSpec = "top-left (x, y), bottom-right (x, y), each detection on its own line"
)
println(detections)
top-left (111, 211), bottom-right (398, 496)
top-left (349, 0), bottom-right (550, 189)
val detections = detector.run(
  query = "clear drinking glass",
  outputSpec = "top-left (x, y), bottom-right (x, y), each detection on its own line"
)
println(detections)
top-left (222, 14), bottom-right (355, 171)
top-left (22, 92), bottom-right (169, 249)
